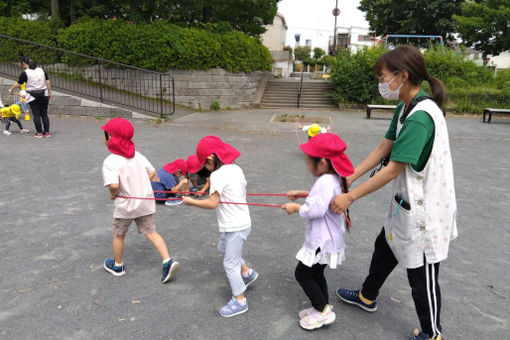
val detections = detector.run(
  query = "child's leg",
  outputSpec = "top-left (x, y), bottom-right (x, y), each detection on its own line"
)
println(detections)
top-left (145, 232), bottom-right (170, 260)
top-left (113, 233), bottom-right (126, 263)
top-left (312, 264), bottom-right (329, 304)
top-left (223, 229), bottom-right (250, 301)
top-left (12, 118), bottom-right (23, 130)
top-left (407, 261), bottom-right (442, 339)
top-left (4, 118), bottom-right (11, 131)
top-left (295, 261), bottom-right (328, 312)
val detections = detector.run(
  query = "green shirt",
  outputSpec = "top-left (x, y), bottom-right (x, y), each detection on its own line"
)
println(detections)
top-left (385, 89), bottom-right (435, 172)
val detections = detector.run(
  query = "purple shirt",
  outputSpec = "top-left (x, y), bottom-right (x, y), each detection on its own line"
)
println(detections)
top-left (297, 174), bottom-right (346, 268)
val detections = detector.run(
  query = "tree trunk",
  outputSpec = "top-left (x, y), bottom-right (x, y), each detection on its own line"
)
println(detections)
top-left (70, 0), bottom-right (76, 22)
top-left (51, 0), bottom-right (59, 19)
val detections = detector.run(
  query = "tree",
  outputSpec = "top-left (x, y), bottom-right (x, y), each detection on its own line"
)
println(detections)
top-left (454, 0), bottom-right (510, 55)
top-left (358, 0), bottom-right (463, 42)
top-left (313, 47), bottom-right (325, 62)
top-left (294, 45), bottom-right (311, 61)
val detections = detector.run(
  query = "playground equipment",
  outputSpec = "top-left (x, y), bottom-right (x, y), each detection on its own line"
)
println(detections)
top-left (383, 34), bottom-right (445, 54)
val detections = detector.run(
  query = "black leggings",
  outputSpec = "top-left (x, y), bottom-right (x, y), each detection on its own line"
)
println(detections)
top-left (361, 227), bottom-right (442, 338)
top-left (29, 96), bottom-right (50, 134)
top-left (295, 261), bottom-right (328, 312)
top-left (3, 117), bottom-right (23, 131)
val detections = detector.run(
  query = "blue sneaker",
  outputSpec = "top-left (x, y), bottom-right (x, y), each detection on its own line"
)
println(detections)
top-left (410, 329), bottom-right (442, 340)
top-left (162, 259), bottom-right (180, 283)
top-left (104, 258), bottom-right (126, 277)
top-left (242, 269), bottom-right (258, 288)
top-left (336, 288), bottom-right (377, 312)
top-left (165, 199), bottom-right (182, 206)
top-left (219, 297), bottom-right (249, 318)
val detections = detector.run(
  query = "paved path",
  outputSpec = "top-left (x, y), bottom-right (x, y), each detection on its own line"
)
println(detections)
top-left (0, 110), bottom-right (508, 339)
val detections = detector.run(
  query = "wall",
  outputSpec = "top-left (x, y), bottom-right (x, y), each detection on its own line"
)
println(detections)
top-left (261, 14), bottom-right (287, 51)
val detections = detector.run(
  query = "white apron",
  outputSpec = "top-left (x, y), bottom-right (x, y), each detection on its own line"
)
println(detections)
top-left (24, 67), bottom-right (48, 103)
top-left (384, 99), bottom-right (458, 269)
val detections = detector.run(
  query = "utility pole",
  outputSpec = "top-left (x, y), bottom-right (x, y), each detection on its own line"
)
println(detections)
top-left (332, 0), bottom-right (340, 55)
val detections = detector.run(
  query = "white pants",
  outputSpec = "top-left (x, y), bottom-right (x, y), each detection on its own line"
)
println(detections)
top-left (217, 228), bottom-right (251, 297)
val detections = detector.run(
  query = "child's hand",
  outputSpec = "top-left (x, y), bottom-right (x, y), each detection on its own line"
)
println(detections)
top-left (282, 203), bottom-right (301, 215)
top-left (286, 190), bottom-right (307, 201)
top-left (182, 197), bottom-right (194, 206)
top-left (110, 193), bottom-right (118, 200)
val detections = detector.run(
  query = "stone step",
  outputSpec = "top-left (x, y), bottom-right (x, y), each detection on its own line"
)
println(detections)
top-left (48, 105), bottom-right (131, 117)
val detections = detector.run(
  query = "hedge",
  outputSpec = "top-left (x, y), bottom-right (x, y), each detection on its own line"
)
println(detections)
top-left (329, 45), bottom-right (510, 114)
top-left (0, 17), bottom-right (272, 73)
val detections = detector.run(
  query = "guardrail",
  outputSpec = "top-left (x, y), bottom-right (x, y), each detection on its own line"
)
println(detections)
top-left (297, 68), bottom-right (305, 108)
top-left (0, 34), bottom-right (175, 117)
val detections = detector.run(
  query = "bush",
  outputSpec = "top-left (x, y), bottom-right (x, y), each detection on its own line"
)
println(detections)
top-left (294, 45), bottom-right (311, 61)
top-left (329, 46), bottom-right (386, 104)
top-left (0, 17), bottom-right (272, 73)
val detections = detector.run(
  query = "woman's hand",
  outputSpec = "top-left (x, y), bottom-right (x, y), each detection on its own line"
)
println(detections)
top-left (282, 203), bottom-right (301, 215)
top-left (345, 175), bottom-right (354, 189)
top-left (330, 193), bottom-right (355, 214)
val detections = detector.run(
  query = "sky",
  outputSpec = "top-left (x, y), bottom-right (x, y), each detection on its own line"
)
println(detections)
top-left (278, 0), bottom-right (369, 51)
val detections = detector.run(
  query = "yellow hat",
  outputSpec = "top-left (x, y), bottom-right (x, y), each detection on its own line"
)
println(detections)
top-left (10, 104), bottom-right (21, 116)
top-left (0, 107), bottom-right (9, 117)
top-left (308, 124), bottom-right (322, 138)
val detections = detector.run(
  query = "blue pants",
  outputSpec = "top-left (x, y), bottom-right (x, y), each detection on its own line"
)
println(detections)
top-left (217, 228), bottom-right (251, 297)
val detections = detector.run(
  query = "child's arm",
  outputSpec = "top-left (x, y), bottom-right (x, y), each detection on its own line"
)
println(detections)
top-left (149, 171), bottom-right (159, 182)
top-left (201, 178), bottom-right (210, 194)
top-left (171, 178), bottom-right (188, 192)
top-left (282, 203), bottom-right (301, 215)
top-left (183, 191), bottom-right (219, 209)
top-left (286, 190), bottom-right (310, 201)
top-left (108, 184), bottom-right (119, 200)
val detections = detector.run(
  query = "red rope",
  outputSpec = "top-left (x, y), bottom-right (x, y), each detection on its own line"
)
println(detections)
top-left (153, 190), bottom-right (307, 198)
top-left (117, 196), bottom-right (282, 208)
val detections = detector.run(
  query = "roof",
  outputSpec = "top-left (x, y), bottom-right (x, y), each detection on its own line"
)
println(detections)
top-left (275, 12), bottom-right (288, 30)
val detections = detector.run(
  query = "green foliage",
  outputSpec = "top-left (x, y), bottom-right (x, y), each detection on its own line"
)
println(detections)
top-left (329, 46), bottom-right (386, 104)
top-left (359, 0), bottom-right (462, 42)
top-left (313, 47), bottom-right (326, 61)
top-left (328, 44), bottom-right (508, 114)
top-left (454, 0), bottom-right (510, 55)
top-left (5, 0), bottom-right (279, 37)
top-left (8, 17), bottom-right (271, 72)
top-left (210, 101), bottom-right (220, 110)
top-left (294, 45), bottom-right (311, 61)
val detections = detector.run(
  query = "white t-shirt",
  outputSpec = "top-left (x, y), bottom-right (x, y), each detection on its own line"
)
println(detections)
top-left (209, 164), bottom-right (251, 232)
top-left (102, 151), bottom-right (156, 219)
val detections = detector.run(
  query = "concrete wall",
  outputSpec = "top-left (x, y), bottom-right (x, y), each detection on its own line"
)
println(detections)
top-left (170, 68), bottom-right (271, 110)
top-left (261, 14), bottom-right (287, 51)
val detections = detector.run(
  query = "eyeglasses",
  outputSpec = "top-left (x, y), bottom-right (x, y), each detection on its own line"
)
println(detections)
top-left (377, 71), bottom-right (400, 83)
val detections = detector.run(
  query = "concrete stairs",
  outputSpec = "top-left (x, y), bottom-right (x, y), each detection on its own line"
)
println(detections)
top-left (261, 79), bottom-right (336, 109)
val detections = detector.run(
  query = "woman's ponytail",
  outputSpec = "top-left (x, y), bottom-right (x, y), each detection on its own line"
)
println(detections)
top-left (426, 75), bottom-right (447, 113)
top-left (21, 55), bottom-right (37, 69)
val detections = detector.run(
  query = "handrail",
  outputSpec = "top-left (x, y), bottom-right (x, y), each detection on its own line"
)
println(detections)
top-left (0, 33), bottom-right (175, 117)
top-left (297, 67), bottom-right (305, 108)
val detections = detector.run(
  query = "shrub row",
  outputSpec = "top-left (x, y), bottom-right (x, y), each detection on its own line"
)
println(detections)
top-left (329, 45), bottom-right (510, 114)
top-left (0, 17), bottom-right (273, 73)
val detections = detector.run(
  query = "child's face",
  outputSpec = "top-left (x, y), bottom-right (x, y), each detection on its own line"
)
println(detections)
top-left (175, 170), bottom-right (183, 177)
top-left (103, 134), bottom-right (109, 146)
top-left (305, 155), bottom-right (328, 177)
top-left (204, 155), bottom-right (215, 171)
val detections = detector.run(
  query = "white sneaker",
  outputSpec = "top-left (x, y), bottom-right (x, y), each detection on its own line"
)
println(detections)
top-left (165, 199), bottom-right (183, 206)
top-left (3, 130), bottom-right (12, 135)
top-left (20, 129), bottom-right (30, 133)
top-left (299, 305), bottom-right (336, 330)
top-left (298, 307), bottom-right (315, 319)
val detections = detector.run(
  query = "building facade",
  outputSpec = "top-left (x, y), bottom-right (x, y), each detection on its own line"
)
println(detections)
top-left (261, 13), bottom-right (293, 77)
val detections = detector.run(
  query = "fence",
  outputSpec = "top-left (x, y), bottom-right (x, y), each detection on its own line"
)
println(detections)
top-left (0, 34), bottom-right (175, 117)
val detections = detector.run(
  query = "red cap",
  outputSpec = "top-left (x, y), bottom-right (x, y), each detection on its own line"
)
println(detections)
top-left (101, 118), bottom-right (135, 159)
top-left (300, 133), bottom-right (354, 177)
top-left (163, 158), bottom-right (188, 175)
top-left (186, 155), bottom-right (201, 174)
top-left (196, 136), bottom-right (240, 167)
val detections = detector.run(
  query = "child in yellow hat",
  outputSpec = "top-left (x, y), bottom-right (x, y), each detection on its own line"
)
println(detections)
top-left (299, 123), bottom-right (331, 140)
top-left (1, 98), bottom-right (29, 135)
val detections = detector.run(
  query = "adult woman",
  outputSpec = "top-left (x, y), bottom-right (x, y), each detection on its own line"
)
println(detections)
top-left (9, 56), bottom-right (52, 138)
top-left (331, 46), bottom-right (457, 340)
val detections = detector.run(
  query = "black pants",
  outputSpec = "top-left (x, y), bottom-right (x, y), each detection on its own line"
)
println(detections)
top-left (295, 261), bottom-right (328, 312)
top-left (29, 96), bottom-right (50, 134)
top-left (3, 117), bottom-right (23, 131)
top-left (361, 228), bottom-right (442, 338)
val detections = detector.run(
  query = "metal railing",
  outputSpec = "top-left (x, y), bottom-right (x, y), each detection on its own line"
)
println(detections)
top-left (0, 34), bottom-right (175, 117)
top-left (297, 68), bottom-right (305, 108)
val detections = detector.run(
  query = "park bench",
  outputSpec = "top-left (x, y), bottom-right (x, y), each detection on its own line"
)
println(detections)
top-left (366, 104), bottom-right (397, 119)
top-left (483, 108), bottom-right (510, 123)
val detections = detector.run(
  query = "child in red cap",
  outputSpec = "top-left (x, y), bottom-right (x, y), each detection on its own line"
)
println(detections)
top-left (186, 154), bottom-right (210, 197)
top-left (183, 136), bottom-right (258, 318)
top-left (151, 158), bottom-right (189, 206)
top-left (282, 133), bottom-right (354, 330)
top-left (101, 118), bottom-right (180, 283)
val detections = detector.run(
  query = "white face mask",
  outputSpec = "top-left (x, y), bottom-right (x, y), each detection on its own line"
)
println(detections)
top-left (378, 75), bottom-right (403, 100)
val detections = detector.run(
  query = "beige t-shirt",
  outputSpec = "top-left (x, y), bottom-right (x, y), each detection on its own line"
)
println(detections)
top-left (102, 151), bottom-right (156, 219)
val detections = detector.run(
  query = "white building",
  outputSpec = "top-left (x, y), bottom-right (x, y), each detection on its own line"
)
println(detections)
top-left (329, 26), bottom-right (373, 54)
top-left (488, 51), bottom-right (510, 72)
top-left (261, 12), bottom-right (293, 77)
